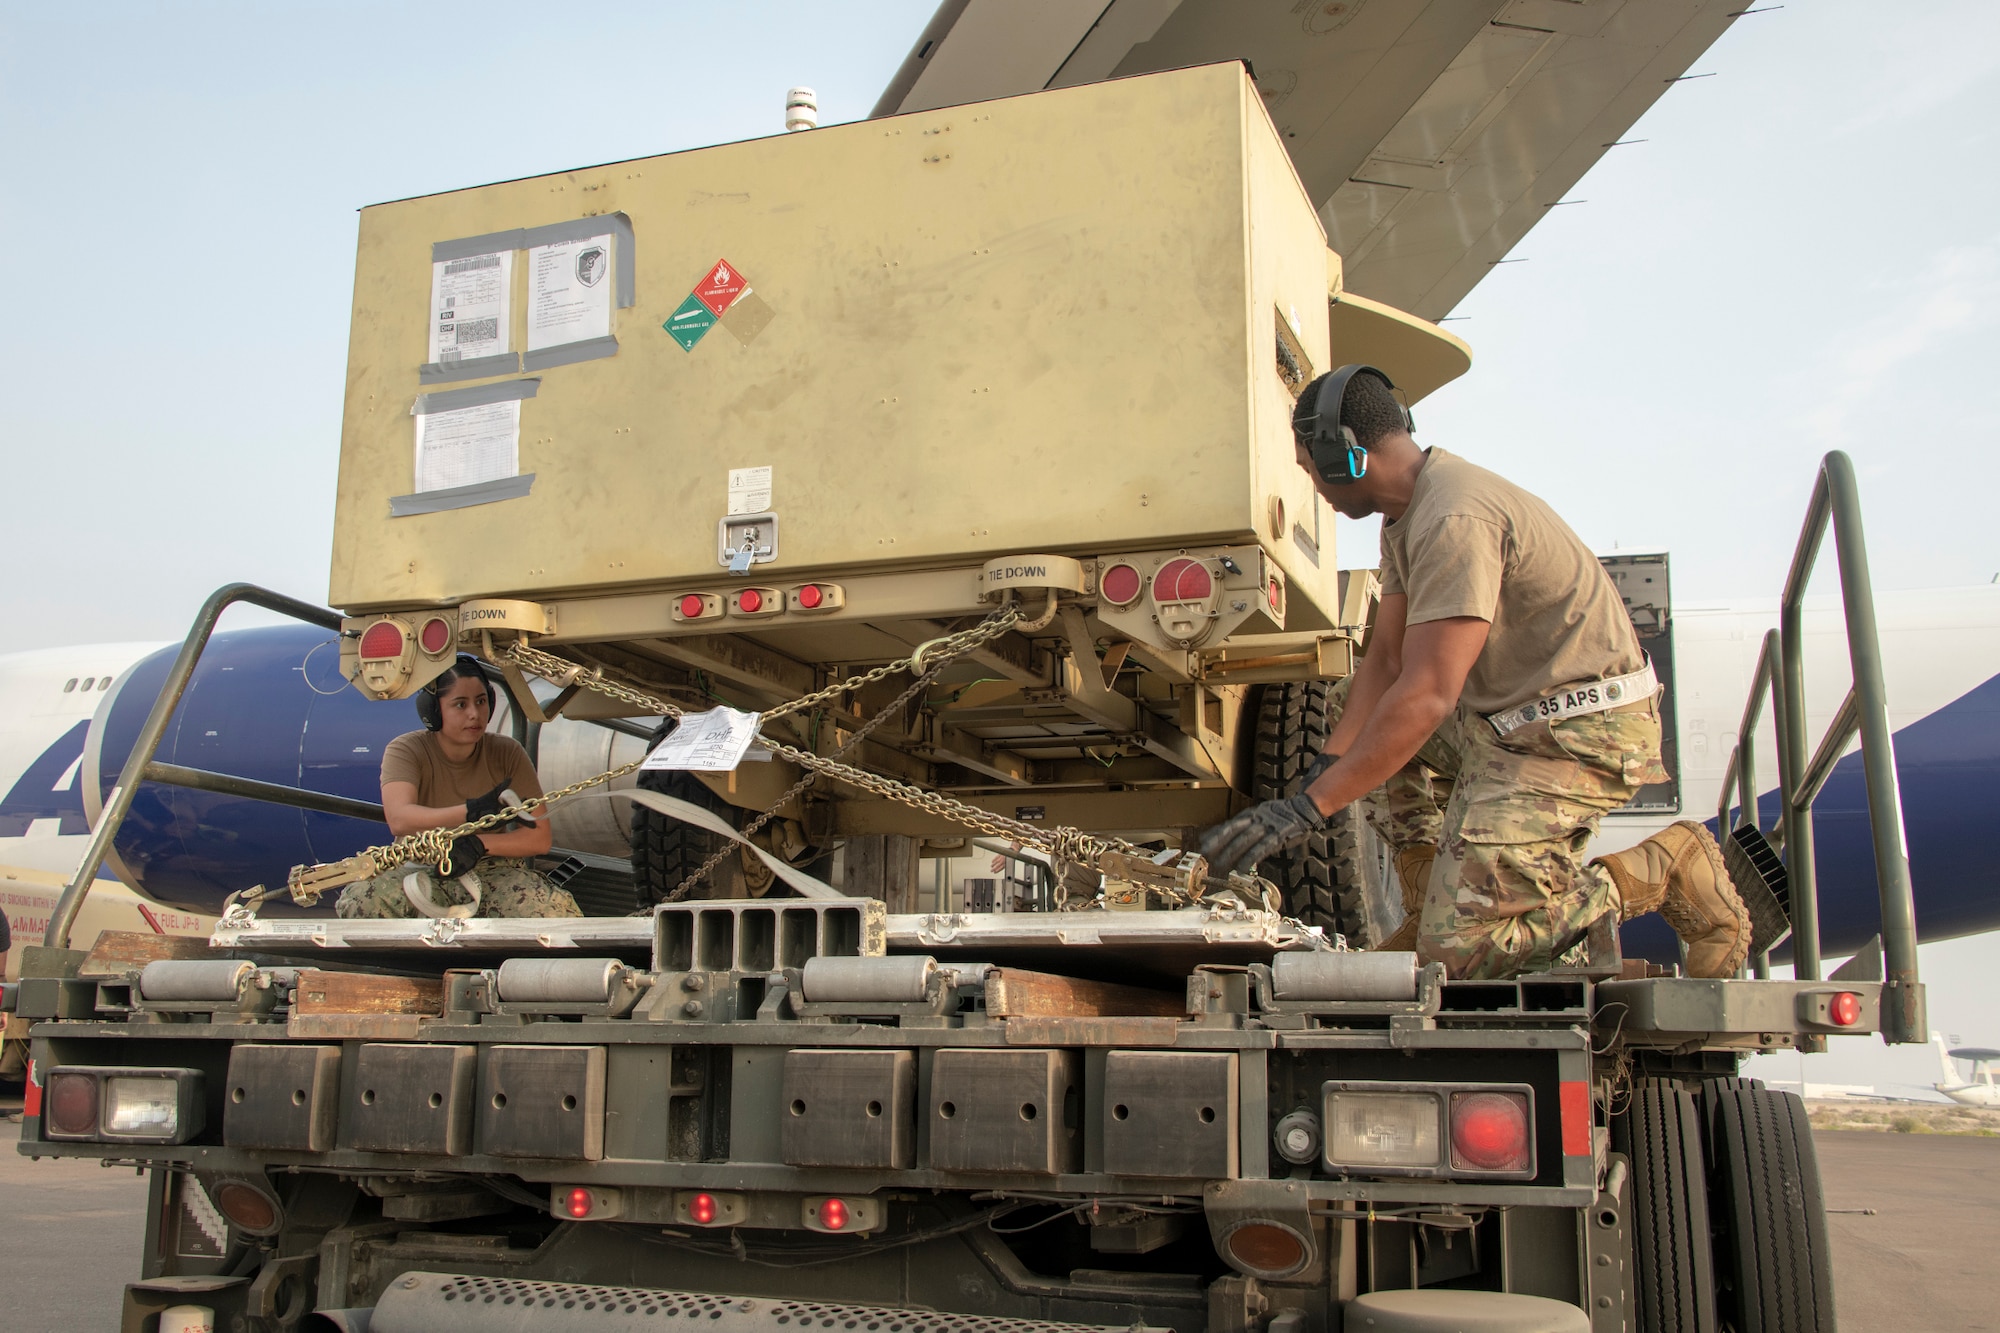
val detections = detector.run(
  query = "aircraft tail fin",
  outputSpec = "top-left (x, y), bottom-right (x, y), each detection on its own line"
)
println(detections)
top-left (1933, 1030), bottom-right (1958, 1086)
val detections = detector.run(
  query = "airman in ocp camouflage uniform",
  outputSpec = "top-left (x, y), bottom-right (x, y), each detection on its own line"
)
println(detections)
top-left (1203, 366), bottom-right (1749, 980)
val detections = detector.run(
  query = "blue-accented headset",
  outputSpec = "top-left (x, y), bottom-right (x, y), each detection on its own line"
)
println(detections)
top-left (1292, 364), bottom-right (1412, 487)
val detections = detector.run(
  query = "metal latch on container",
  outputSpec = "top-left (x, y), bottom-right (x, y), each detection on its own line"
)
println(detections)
top-left (719, 512), bottom-right (779, 572)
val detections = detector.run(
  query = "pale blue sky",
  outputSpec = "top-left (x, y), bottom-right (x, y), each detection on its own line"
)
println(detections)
top-left (4, 2), bottom-right (1997, 1086)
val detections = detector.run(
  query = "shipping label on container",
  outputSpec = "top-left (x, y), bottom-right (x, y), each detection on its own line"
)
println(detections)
top-left (414, 399), bottom-right (520, 493)
top-left (430, 250), bottom-right (512, 364)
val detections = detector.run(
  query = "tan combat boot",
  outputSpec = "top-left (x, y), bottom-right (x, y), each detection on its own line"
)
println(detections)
top-left (1374, 845), bottom-right (1435, 952)
top-left (1594, 821), bottom-right (1751, 978)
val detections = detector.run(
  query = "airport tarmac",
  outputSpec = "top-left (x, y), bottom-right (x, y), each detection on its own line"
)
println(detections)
top-left (0, 1120), bottom-right (1991, 1329)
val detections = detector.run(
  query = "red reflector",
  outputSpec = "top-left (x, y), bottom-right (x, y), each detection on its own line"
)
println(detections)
top-left (419, 617), bottom-right (453, 655)
top-left (1559, 1079), bottom-right (1591, 1157)
top-left (46, 1072), bottom-right (98, 1137)
top-left (358, 621), bottom-right (405, 660)
top-left (566, 1187), bottom-right (593, 1219)
top-left (1450, 1091), bottom-right (1532, 1172)
top-left (738, 588), bottom-right (763, 613)
top-left (1151, 557), bottom-right (1213, 604)
top-left (22, 1058), bottom-right (41, 1121)
top-left (1268, 578), bottom-right (1282, 608)
top-left (796, 583), bottom-right (824, 610)
top-left (679, 594), bottom-right (706, 619)
top-left (690, 1192), bottom-right (717, 1225)
top-left (1831, 991), bottom-right (1862, 1027)
top-left (1101, 562), bottom-right (1143, 606)
top-left (1224, 1223), bottom-right (1308, 1276)
top-left (819, 1197), bottom-right (848, 1231)
top-left (213, 1180), bottom-right (280, 1233)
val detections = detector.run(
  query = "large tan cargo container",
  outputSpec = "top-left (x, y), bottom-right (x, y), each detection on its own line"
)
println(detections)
top-left (332, 63), bottom-right (1349, 621)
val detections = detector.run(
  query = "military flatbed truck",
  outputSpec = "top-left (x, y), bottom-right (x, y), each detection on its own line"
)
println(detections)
top-left (14, 63), bottom-right (1927, 1332)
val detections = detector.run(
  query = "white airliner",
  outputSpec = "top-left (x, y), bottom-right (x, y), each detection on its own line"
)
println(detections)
top-left (1931, 1033), bottom-right (2000, 1109)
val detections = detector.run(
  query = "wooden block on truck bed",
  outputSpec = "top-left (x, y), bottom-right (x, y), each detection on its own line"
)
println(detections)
top-left (983, 967), bottom-right (1189, 1019)
top-left (289, 969), bottom-right (444, 1039)
top-left (78, 931), bottom-right (220, 979)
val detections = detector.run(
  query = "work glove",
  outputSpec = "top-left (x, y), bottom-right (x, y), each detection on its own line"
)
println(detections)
top-left (441, 833), bottom-right (488, 878)
top-left (1300, 749), bottom-right (1340, 790)
top-left (1199, 792), bottom-right (1325, 879)
top-left (463, 781), bottom-right (512, 824)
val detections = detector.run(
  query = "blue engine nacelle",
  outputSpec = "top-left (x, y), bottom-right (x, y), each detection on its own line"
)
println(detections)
top-left (87, 625), bottom-right (417, 915)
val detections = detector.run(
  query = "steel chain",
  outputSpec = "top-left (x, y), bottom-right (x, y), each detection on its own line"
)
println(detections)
top-left (277, 595), bottom-right (1199, 910)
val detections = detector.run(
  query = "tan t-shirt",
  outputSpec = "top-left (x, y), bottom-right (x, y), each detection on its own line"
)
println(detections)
top-left (379, 731), bottom-right (541, 809)
top-left (1378, 448), bottom-right (1642, 714)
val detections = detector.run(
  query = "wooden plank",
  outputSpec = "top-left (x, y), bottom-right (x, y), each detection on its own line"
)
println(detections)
top-left (78, 931), bottom-right (217, 978)
top-left (984, 967), bottom-right (1188, 1019)
top-left (1004, 1016), bottom-right (1182, 1047)
top-left (287, 1014), bottom-right (426, 1040)
top-left (292, 969), bottom-right (443, 1017)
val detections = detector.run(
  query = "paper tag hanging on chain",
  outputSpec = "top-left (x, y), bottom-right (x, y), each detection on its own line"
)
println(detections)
top-left (641, 706), bottom-right (763, 772)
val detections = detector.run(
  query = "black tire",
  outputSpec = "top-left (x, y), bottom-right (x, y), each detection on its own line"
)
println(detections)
top-left (1706, 1085), bottom-right (1836, 1333)
top-left (1249, 682), bottom-right (1389, 942)
top-left (629, 721), bottom-right (758, 903)
top-left (1613, 1080), bottom-right (1719, 1333)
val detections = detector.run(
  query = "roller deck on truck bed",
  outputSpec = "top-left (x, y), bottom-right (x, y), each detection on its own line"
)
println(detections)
top-left (14, 32), bottom-right (1930, 1333)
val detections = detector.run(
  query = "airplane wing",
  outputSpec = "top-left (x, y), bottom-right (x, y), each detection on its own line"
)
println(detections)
top-left (873, 0), bottom-right (1745, 321)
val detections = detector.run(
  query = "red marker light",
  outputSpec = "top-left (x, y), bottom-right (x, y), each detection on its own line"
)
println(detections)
top-left (796, 583), bottom-right (823, 610)
top-left (1100, 563), bottom-right (1143, 607)
top-left (819, 1197), bottom-right (849, 1231)
top-left (690, 1192), bottom-right (717, 1225)
top-left (358, 621), bottom-right (405, 660)
top-left (1830, 991), bottom-right (1862, 1027)
top-left (1450, 1091), bottom-right (1532, 1173)
top-left (1150, 558), bottom-right (1213, 604)
top-left (738, 588), bottom-right (763, 614)
top-left (419, 617), bottom-right (453, 654)
top-left (566, 1187), bottom-right (593, 1219)
top-left (679, 594), bottom-right (706, 619)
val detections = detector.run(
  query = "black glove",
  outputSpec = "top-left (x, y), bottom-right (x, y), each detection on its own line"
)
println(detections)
top-left (441, 833), bottom-right (487, 878)
top-left (1200, 792), bottom-right (1325, 878)
top-left (463, 781), bottom-right (511, 824)
top-left (1300, 750), bottom-right (1340, 791)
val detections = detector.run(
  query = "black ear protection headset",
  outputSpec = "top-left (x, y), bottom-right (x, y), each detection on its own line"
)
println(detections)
top-left (415, 653), bottom-right (499, 732)
top-left (1291, 364), bottom-right (1413, 487)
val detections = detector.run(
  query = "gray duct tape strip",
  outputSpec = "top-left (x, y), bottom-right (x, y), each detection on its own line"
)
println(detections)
top-left (519, 213), bottom-right (636, 308)
top-left (389, 473), bottom-right (536, 517)
top-left (523, 335), bottom-right (618, 372)
top-left (434, 229), bottom-right (527, 263)
top-left (419, 352), bottom-right (523, 385)
top-left (411, 376), bottom-right (541, 414)
top-left (607, 790), bottom-right (842, 900)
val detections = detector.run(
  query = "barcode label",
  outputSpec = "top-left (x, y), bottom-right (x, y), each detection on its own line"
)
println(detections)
top-left (444, 254), bottom-right (502, 276)
top-left (455, 318), bottom-right (499, 345)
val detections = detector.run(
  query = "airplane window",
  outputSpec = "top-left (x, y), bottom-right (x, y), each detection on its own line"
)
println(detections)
top-left (63, 678), bottom-right (77, 692)
top-left (99, 676), bottom-right (113, 689)
top-left (80, 677), bottom-right (95, 690)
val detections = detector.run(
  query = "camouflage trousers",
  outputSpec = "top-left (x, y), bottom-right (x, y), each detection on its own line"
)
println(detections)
top-left (334, 857), bottom-right (583, 919)
top-left (1327, 678), bottom-right (1667, 979)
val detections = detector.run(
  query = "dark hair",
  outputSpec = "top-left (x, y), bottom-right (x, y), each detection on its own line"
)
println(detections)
top-left (432, 660), bottom-right (490, 696)
top-left (415, 654), bottom-right (498, 731)
top-left (1339, 370), bottom-right (1409, 450)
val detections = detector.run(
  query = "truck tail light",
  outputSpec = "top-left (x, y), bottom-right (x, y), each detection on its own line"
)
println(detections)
top-left (1449, 1091), bottom-right (1531, 1173)
top-left (1100, 562), bottom-right (1143, 606)
top-left (1830, 991), bottom-right (1861, 1027)
top-left (673, 1190), bottom-right (746, 1227)
top-left (40, 1066), bottom-right (204, 1144)
top-left (731, 587), bottom-right (784, 616)
top-left (418, 616), bottom-right (454, 654)
top-left (358, 621), bottom-right (406, 660)
top-left (1325, 1091), bottom-right (1439, 1169)
top-left (673, 593), bottom-right (725, 622)
top-left (1151, 557), bottom-right (1214, 604)
top-left (789, 582), bottom-right (844, 613)
top-left (801, 1195), bottom-right (880, 1234)
top-left (553, 1185), bottom-right (623, 1221)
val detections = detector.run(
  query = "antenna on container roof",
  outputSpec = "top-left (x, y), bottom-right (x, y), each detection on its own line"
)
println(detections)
top-left (786, 88), bottom-right (819, 132)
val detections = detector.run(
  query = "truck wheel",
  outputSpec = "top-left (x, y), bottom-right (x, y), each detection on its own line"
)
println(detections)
top-left (629, 723), bottom-right (757, 903)
top-left (1250, 682), bottom-right (1389, 941)
top-left (1613, 1080), bottom-right (1718, 1333)
top-left (1705, 1084), bottom-right (1836, 1333)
